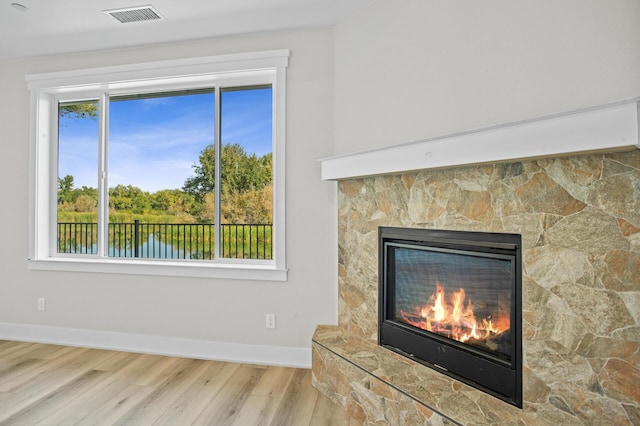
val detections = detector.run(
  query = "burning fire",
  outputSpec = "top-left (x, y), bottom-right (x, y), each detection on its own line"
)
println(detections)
top-left (400, 282), bottom-right (508, 343)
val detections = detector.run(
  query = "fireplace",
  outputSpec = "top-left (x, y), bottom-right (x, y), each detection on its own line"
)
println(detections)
top-left (378, 226), bottom-right (523, 407)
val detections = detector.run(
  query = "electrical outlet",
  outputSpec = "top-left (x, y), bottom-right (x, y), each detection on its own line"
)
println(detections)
top-left (37, 297), bottom-right (46, 311)
top-left (266, 313), bottom-right (276, 329)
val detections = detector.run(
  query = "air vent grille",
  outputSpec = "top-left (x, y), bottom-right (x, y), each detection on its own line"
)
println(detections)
top-left (104, 5), bottom-right (163, 24)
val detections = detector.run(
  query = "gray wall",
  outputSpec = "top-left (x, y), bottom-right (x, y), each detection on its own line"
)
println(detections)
top-left (334, 0), bottom-right (640, 154)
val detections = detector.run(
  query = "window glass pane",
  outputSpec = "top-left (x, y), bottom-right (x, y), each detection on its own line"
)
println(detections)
top-left (108, 90), bottom-right (215, 259)
top-left (57, 100), bottom-right (99, 254)
top-left (220, 86), bottom-right (273, 259)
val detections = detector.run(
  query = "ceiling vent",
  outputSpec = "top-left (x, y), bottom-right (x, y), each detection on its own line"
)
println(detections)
top-left (104, 5), bottom-right (164, 24)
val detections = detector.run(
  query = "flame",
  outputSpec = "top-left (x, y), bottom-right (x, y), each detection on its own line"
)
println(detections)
top-left (400, 282), bottom-right (509, 344)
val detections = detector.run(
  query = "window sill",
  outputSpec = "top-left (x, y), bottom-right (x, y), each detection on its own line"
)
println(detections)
top-left (27, 257), bottom-right (288, 281)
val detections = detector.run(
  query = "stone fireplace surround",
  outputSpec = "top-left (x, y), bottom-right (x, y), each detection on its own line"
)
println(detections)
top-left (312, 101), bottom-right (640, 425)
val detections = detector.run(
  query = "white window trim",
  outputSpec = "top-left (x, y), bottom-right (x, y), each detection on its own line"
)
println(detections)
top-left (26, 50), bottom-right (289, 281)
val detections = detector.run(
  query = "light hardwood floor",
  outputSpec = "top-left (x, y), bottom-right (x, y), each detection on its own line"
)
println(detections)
top-left (0, 340), bottom-right (359, 425)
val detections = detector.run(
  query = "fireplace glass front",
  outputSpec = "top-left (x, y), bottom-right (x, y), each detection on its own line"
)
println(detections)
top-left (379, 227), bottom-right (522, 407)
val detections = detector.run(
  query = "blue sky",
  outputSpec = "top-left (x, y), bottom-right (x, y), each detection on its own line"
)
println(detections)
top-left (58, 87), bottom-right (272, 193)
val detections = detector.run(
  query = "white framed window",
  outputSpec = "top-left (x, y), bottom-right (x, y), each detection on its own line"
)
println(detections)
top-left (27, 50), bottom-right (289, 281)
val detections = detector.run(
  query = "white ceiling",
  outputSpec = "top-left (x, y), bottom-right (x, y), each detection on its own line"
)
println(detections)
top-left (1, 0), bottom-right (370, 61)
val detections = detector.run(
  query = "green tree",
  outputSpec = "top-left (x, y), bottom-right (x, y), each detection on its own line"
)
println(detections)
top-left (58, 175), bottom-right (75, 204)
top-left (150, 189), bottom-right (197, 216)
top-left (151, 189), bottom-right (179, 211)
top-left (109, 184), bottom-right (150, 213)
top-left (59, 102), bottom-right (98, 119)
top-left (76, 186), bottom-right (98, 200)
top-left (183, 143), bottom-right (273, 223)
top-left (183, 143), bottom-right (272, 199)
top-left (183, 145), bottom-right (216, 199)
top-left (221, 144), bottom-right (271, 195)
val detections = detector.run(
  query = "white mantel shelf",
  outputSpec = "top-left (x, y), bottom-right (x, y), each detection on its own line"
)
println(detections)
top-left (320, 99), bottom-right (640, 181)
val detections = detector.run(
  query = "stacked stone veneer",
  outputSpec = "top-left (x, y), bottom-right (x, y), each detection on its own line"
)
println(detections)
top-left (312, 150), bottom-right (640, 425)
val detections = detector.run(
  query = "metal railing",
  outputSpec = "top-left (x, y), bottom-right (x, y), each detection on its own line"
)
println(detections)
top-left (57, 221), bottom-right (273, 260)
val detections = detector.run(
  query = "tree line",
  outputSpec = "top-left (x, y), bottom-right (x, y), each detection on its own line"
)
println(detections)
top-left (58, 143), bottom-right (273, 224)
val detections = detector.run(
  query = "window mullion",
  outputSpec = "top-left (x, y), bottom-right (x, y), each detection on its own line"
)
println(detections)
top-left (214, 87), bottom-right (222, 260)
top-left (97, 93), bottom-right (109, 257)
top-left (51, 96), bottom-right (61, 257)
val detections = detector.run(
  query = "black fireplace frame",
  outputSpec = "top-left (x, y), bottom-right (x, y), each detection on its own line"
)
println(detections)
top-left (378, 226), bottom-right (523, 407)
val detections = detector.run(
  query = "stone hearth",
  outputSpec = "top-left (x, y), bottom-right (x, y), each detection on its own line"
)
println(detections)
top-left (312, 150), bottom-right (640, 425)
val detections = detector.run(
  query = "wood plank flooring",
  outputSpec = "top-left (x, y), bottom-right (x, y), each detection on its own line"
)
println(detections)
top-left (0, 340), bottom-right (359, 425)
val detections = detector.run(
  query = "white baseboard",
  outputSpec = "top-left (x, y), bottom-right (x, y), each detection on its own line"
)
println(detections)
top-left (0, 322), bottom-right (311, 368)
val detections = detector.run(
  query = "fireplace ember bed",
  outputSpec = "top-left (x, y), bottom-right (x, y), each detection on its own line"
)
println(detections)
top-left (378, 227), bottom-right (523, 407)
